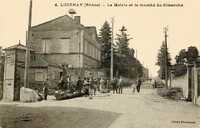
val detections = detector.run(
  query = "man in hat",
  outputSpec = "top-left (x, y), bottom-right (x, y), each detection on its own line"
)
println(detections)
top-left (43, 78), bottom-right (49, 100)
top-left (136, 77), bottom-right (142, 93)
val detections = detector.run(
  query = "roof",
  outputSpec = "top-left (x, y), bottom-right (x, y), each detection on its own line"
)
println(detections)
top-left (31, 15), bottom-right (99, 39)
top-left (4, 43), bottom-right (34, 51)
top-left (85, 26), bottom-right (97, 35)
top-left (85, 26), bottom-right (99, 42)
top-left (31, 14), bottom-right (85, 31)
top-left (29, 58), bottom-right (62, 68)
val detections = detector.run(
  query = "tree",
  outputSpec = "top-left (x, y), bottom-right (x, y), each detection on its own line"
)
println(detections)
top-left (98, 24), bottom-right (143, 79)
top-left (175, 49), bottom-right (187, 64)
top-left (114, 26), bottom-right (143, 78)
top-left (156, 42), bottom-right (171, 79)
top-left (115, 26), bottom-right (132, 57)
top-left (173, 46), bottom-right (199, 77)
top-left (187, 46), bottom-right (199, 63)
top-left (98, 21), bottom-right (112, 74)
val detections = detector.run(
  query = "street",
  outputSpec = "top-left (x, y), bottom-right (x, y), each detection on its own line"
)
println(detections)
top-left (0, 81), bottom-right (200, 128)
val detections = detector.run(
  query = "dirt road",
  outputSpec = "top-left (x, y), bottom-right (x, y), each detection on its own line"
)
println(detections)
top-left (1, 81), bottom-right (200, 128)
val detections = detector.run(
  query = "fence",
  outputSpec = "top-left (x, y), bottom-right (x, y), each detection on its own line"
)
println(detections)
top-left (193, 67), bottom-right (200, 105)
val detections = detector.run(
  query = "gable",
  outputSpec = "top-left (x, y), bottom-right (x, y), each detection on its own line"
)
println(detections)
top-left (85, 26), bottom-right (99, 42)
top-left (31, 15), bottom-right (84, 31)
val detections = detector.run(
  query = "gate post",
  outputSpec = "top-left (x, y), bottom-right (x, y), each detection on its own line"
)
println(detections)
top-left (187, 63), bottom-right (194, 101)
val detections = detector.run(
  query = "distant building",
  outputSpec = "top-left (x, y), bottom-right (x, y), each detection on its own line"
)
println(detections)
top-left (29, 14), bottom-right (103, 80)
top-left (141, 67), bottom-right (149, 81)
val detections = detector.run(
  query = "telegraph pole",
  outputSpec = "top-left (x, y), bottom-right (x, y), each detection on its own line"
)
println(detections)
top-left (24, 0), bottom-right (32, 88)
top-left (135, 49), bottom-right (138, 77)
top-left (163, 26), bottom-right (169, 89)
top-left (110, 17), bottom-right (114, 81)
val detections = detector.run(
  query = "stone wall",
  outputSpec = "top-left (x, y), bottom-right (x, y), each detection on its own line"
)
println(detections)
top-left (171, 74), bottom-right (188, 98)
top-left (20, 66), bottom-right (62, 90)
top-left (30, 30), bottom-right (79, 54)
top-left (31, 29), bottom-right (100, 68)
top-left (193, 67), bottom-right (200, 106)
top-left (3, 50), bottom-right (15, 101)
top-left (47, 66), bottom-right (63, 89)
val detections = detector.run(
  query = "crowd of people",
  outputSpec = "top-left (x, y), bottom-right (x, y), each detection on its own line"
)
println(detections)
top-left (42, 75), bottom-right (142, 100)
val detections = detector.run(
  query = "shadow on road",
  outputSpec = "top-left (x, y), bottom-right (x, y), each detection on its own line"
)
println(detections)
top-left (0, 104), bottom-right (121, 128)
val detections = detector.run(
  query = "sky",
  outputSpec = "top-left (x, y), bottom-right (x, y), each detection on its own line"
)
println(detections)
top-left (0, 0), bottom-right (200, 77)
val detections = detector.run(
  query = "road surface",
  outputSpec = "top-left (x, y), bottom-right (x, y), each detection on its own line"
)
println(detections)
top-left (0, 81), bottom-right (200, 128)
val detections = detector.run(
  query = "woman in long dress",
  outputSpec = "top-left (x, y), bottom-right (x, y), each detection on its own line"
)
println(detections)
top-left (99, 77), bottom-right (105, 93)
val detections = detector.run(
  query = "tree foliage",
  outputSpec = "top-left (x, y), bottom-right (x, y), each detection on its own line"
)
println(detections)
top-left (156, 42), bottom-right (171, 79)
top-left (114, 26), bottom-right (142, 78)
top-left (116, 26), bottom-right (132, 57)
top-left (98, 21), bottom-right (112, 70)
top-left (187, 46), bottom-right (199, 63)
top-left (99, 23), bottom-right (143, 79)
top-left (173, 46), bottom-right (199, 77)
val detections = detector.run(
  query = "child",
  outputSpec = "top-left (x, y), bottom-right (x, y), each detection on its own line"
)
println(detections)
top-left (132, 84), bottom-right (136, 94)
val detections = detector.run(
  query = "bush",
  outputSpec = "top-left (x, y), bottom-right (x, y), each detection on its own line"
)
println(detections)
top-left (173, 64), bottom-right (187, 77)
top-left (122, 78), bottom-right (134, 87)
top-left (158, 87), bottom-right (183, 101)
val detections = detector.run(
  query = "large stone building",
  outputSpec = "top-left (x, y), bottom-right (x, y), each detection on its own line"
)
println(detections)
top-left (2, 14), bottom-right (104, 101)
top-left (30, 14), bottom-right (102, 78)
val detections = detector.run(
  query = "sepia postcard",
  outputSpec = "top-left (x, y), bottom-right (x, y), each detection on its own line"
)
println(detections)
top-left (0, 0), bottom-right (200, 128)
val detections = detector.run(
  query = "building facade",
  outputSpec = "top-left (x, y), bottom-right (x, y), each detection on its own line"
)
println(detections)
top-left (30, 15), bottom-right (101, 76)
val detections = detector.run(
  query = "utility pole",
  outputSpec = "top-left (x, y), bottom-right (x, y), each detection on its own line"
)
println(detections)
top-left (78, 30), bottom-right (81, 77)
top-left (110, 17), bottom-right (114, 81)
top-left (163, 26), bottom-right (169, 89)
top-left (24, 0), bottom-right (32, 88)
top-left (135, 49), bottom-right (138, 77)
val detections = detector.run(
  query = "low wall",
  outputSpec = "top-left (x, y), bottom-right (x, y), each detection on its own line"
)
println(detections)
top-left (193, 67), bottom-right (200, 106)
top-left (197, 97), bottom-right (200, 106)
top-left (171, 74), bottom-right (188, 98)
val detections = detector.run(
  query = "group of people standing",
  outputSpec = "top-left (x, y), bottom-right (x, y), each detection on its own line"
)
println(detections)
top-left (42, 75), bottom-right (143, 101)
top-left (110, 76), bottom-right (124, 94)
top-left (77, 77), bottom-right (100, 99)
top-left (110, 76), bottom-right (142, 94)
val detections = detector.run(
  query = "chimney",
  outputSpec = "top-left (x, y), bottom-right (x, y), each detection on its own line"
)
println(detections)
top-left (74, 16), bottom-right (80, 24)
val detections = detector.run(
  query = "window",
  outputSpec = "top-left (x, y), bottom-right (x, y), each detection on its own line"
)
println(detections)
top-left (30, 53), bottom-right (36, 60)
top-left (91, 45), bottom-right (93, 58)
top-left (35, 69), bottom-right (44, 81)
top-left (87, 43), bottom-right (90, 56)
top-left (42, 39), bottom-right (51, 53)
top-left (59, 38), bottom-right (70, 53)
top-left (90, 44), bottom-right (93, 57)
top-left (84, 41), bottom-right (87, 54)
top-left (95, 48), bottom-right (98, 60)
top-left (93, 46), bottom-right (95, 58)
top-left (98, 50), bottom-right (101, 61)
